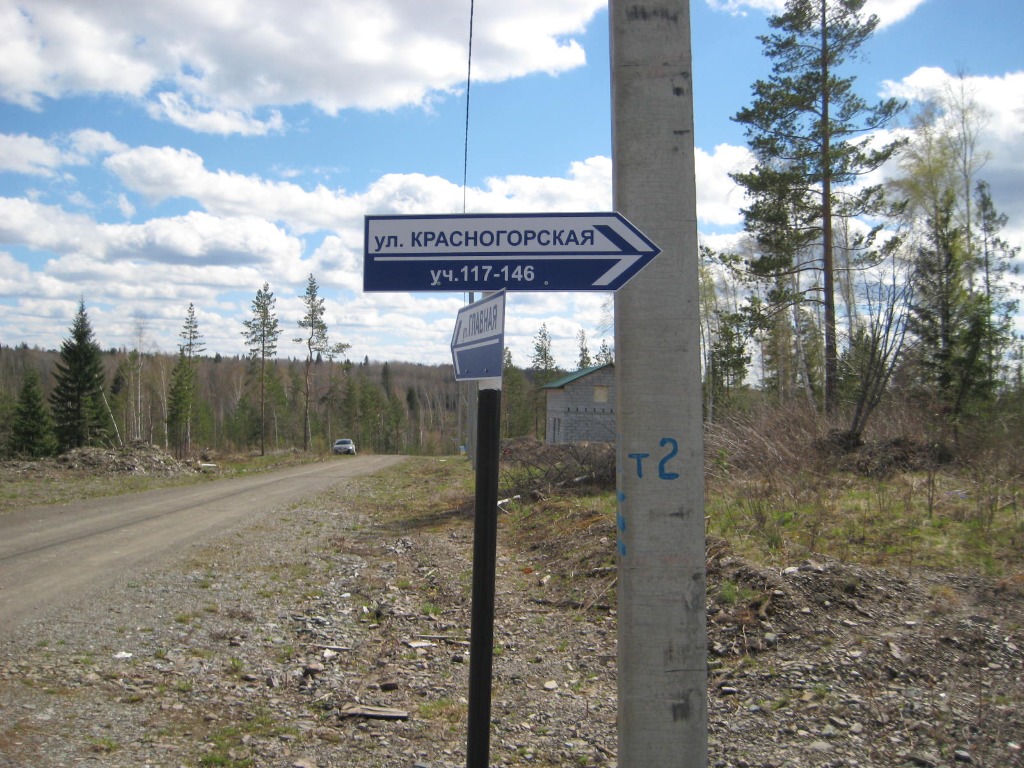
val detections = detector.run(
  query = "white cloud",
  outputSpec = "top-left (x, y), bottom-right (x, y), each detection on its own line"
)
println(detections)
top-left (884, 68), bottom-right (1024, 143)
top-left (0, 2), bottom-right (158, 109)
top-left (146, 93), bottom-right (285, 137)
top-left (117, 194), bottom-right (136, 219)
top-left (0, 250), bottom-right (38, 298)
top-left (473, 156), bottom-right (612, 213)
top-left (0, 133), bottom-right (77, 175)
top-left (106, 145), bottom-right (364, 233)
top-left (68, 129), bottom-right (127, 158)
top-left (695, 144), bottom-right (750, 228)
top-left (705, 0), bottom-right (783, 15)
top-left (0, 131), bottom-right (755, 359)
top-left (0, 0), bottom-right (604, 133)
top-left (0, 195), bottom-right (306, 276)
top-left (882, 67), bottom-right (1024, 247)
top-left (705, 0), bottom-right (927, 28)
top-left (100, 212), bottom-right (305, 268)
top-left (861, 0), bottom-right (928, 28)
top-left (0, 196), bottom-right (99, 253)
top-left (0, 130), bottom-right (127, 176)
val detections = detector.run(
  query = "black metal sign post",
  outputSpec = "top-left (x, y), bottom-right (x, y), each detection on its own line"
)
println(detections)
top-left (466, 383), bottom-right (501, 768)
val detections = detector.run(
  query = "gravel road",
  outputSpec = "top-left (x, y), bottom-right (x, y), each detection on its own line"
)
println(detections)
top-left (1, 453), bottom-right (1021, 768)
top-left (0, 456), bottom-right (404, 634)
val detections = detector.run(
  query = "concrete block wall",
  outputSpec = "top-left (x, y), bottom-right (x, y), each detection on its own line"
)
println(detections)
top-left (545, 366), bottom-right (615, 444)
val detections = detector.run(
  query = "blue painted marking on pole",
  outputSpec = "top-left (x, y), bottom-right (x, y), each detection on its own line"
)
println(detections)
top-left (628, 452), bottom-right (650, 478)
top-left (659, 438), bottom-right (681, 480)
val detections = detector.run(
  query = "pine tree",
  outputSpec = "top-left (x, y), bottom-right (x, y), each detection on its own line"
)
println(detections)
top-left (294, 274), bottom-right (350, 451)
top-left (242, 283), bottom-right (281, 455)
top-left (731, 0), bottom-right (904, 415)
top-left (10, 369), bottom-right (57, 457)
top-left (180, 303), bottom-right (206, 362)
top-left (707, 312), bottom-right (750, 416)
top-left (50, 300), bottom-right (108, 451)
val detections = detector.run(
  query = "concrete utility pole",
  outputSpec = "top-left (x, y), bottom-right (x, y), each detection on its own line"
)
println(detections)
top-left (611, 1), bottom-right (708, 766)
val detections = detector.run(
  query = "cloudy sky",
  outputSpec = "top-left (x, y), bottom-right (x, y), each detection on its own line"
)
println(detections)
top-left (1, 0), bottom-right (1021, 368)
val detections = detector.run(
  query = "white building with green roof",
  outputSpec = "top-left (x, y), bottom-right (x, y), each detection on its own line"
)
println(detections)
top-left (542, 363), bottom-right (615, 445)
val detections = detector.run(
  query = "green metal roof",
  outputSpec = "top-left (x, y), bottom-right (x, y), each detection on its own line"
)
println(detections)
top-left (542, 363), bottom-right (613, 389)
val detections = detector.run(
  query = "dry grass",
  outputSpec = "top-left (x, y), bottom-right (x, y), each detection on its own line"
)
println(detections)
top-left (704, 405), bottom-right (1024, 577)
top-left (0, 446), bottom-right (321, 515)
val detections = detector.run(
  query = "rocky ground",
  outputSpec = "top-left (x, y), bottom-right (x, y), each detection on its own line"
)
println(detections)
top-left (0, 449), bottom-right (1022, 768)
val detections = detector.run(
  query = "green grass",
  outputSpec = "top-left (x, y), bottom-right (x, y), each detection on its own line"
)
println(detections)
top-left (197, 708), bottom-right (292, 767)
top-left (705, 467), bottom-right (1024, 575)
top-left (87, 736), bottom-right (121, 753)
top-left (417, 696), bottom-right (465, 723)
top-left (443, 446), bottom-right (1011, 588)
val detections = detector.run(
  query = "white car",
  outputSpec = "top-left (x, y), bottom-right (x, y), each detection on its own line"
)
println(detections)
top-left (332, 438), bottom-right (356, 455)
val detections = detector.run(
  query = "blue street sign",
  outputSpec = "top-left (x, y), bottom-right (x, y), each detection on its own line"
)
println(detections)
top-left (451, 290), bottom-right (505, 381)
top-left (364, 212), bottom-right (660, 292)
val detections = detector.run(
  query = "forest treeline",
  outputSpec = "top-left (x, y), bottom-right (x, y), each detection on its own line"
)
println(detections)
top-left (2, 1), bottom-right (1022, 464)
top-left (0, 301), bottom-right (575, 461)
top-left (0, 275), bottom-right (588, 460)
top-left (0, 334), bottom-right (460, 459)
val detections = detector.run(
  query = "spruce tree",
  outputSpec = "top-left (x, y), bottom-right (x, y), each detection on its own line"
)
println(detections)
top-left (530, 323), bottom-right (558, 385)
top-left (576, 329), bottom-right (592, 370)
top-left (10, 370), bottom-right (57, 457)
top-left (501, 348), bottom-right (533, 438)
top-left (530, 323), bottom-right (560, 439)
top-left (908, 194), bottom-right (992, 424)
top-left (180, 303), bottom-right (206, 362)
top-left (167, 304), bottom-right (205, 457)
top-left (50, 300), bottom-right (108, 451)
top-left (166, 349), bottom-right (195, 458)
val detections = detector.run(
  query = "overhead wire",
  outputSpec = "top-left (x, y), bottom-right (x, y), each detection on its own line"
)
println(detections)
top-left (462, 0), bottom-right (474, 215)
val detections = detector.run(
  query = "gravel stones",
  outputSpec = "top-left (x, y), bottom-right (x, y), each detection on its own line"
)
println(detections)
top-left (1, 462), bottom-right (1023, 767)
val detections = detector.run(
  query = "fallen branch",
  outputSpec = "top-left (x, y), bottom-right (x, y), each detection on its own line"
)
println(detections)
top-left (338, 704), bottom-right (409, 720)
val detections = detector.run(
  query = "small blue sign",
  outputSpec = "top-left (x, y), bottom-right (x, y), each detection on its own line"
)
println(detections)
top-left (451, 291), bottom-right (505, 381)
top-left (364, 212), bottom-right (660, 292)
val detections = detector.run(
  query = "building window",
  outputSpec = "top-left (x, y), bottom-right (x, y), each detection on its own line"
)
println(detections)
top-left (593, 385), bottom-right (608, 403)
